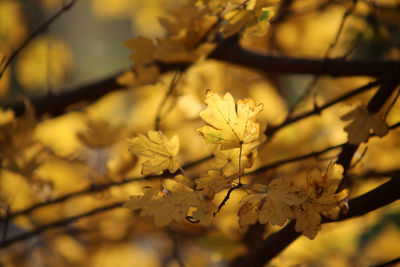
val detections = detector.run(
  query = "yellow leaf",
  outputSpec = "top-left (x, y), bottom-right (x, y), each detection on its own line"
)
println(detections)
top-left (201, 0), bottom-right (227, 13)
top-left (220, 0), bottom-right (276, 37)
top-left (155, 38), bottom-right (197, 63)
top-left (237, 164), bottom-right (348, 238)
top-left (238, 179), bottom-right (306, 228)
top-left (124, 179), bottom-right (215, 226)
top-left (341, 105), bottom-right (389, 145)
top-left (127, 130), bottom-right (180, 175)
top-left (195, 170), bottom-right (234, 194)
top-left (259, 178), bottom-right (306, 226)
top-left (238, 193), bottom-right (263, 228)
top-left (196, 90), bottom-right (263, 150)
top-left (124, 36), bottom-right (156, 65)
top-left (211, 132), bottom-right (265, 176)
top-left (294, 163), bottom-right (349, 239)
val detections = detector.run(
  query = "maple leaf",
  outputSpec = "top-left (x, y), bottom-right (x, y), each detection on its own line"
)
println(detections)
top-left (238, 179), bottom-right (306, 228)
top-left (238, 164), bottom-right (348, 239)
top-left (195, 170), bottom-right (235, 194)
top-left (117, 66), bottom-right (160, 87)
top-left (196, 90), bottom-right (263, 150)
top-left (124, 36), bottom-right (156, 65)
top-left (124, 179), bottom-right (215, 226)
top-left (258, 178), bottom-right (306, 226)
top-left (220, 0), bottom-right (276, 37)
top-left (341, 105), bottom-right (389, 145)
top-left (127, 130), bottom-right (180, 175)
top-left (210, 145), bottom-right (255, 176)
top-left (293, 163), bottom-right (349, 239)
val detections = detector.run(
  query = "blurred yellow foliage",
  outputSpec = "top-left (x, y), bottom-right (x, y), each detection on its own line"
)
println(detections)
top-left (16, 36), bottom-right (73, 91)
top-left (1, 0), bottom-right (400, 267)
top-left (0, 1), bottom-right (26, 47)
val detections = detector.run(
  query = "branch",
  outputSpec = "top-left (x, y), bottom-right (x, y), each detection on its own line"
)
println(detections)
top-left (244, 143), bottom-right (344, 177)
top-left (0, 202), bottom-right (123, 249)
top-left (0, 0), bottom-right (79, 79)
top-left (231, 176), bottom-right (400, 267)
top-left (2, 41), bottom-right (399, 118)
top-left (4, 120), bottom-right (398, 225)
top-left (231, 69), bottom-right (400, 265)
top-left (210, 37), bottom-right (400, 76)
top-left (266, 79), bottom-right (382, 137)
top-left (370, 257), bottom-right (400, 267)
top-left (2, 170), bottom-right (400, 253)
top-left (337, 67), bottom-right (400, 172)
top-left (0, 155), bottom-right (214, 223)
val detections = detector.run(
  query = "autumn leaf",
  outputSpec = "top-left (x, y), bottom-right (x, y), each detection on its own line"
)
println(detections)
top-left (124, 36), bottom-right (156, 65)
top-left (117, 65), bottom-right (160, 87)
top-left (293, 163), bottom-right (349, 239)
top-left (220, 0), bottom-right (276, 37)
top-left (196, 90), bottom-right (263, 150)
top-left (341, 105), bottom-right (389, 145)
top-left (238, 164), bottom-right (349, 239)
top-left (238, 179), bottom-right (306, 228)
top-left (124, 179), bottom-right (215, 226)
top-left (195, 170), bottom-right (235, 194)
top-left (127, 130), bottom-right (180, 175)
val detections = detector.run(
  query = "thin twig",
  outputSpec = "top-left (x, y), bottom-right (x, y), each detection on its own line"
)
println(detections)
top-left (266, 79), bottom-right (382, 137)
top-left (350, 146), bottom-right (368, 168)
top-left (287, 0), bottom-right (357, 117)
top-left (155, 71), bottom-right (182, 131)
top-left (324, 0), bottom-right (357, 58)
top-left (0, 0), bottom-right (79, 79)
top-left (213, 183), bottom-right (242, 216)
top-left (384, 87), bottom-right (400, 119)
top-left (0, 202), bottom-right (123, 249)
top-left (243, 143), bottom-right (345, 177)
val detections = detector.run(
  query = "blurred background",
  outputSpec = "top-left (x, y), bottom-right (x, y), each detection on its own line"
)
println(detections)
top-left (1, 0), bottom-right (400, 266)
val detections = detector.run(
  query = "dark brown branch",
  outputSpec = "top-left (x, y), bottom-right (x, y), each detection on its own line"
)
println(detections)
top-left (0, 202), bottom-right (123, 249)
top-left (210, 37), bottom-right (400, 76)
top-left (231, 177), bottom-right (400, 267)
top-left (2, 40), bottom-right (400, 118)
top-left (1, 62), bottom-right (186, 118)
top-left (0, 0), bottom-right (79, 79)
top-left (2, 71), bottom-right (123, 117)
top-left (370, 257), bottom-right (400, 267)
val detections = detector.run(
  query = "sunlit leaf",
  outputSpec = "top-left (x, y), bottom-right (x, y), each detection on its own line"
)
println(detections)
top-left (196, 90), bottom-right (263, 150)
top-left (127, 130), bottom-right (180, 175)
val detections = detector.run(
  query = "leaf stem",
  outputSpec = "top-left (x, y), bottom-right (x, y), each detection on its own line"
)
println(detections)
top-left (238, 143), bottom-right (243, 184)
